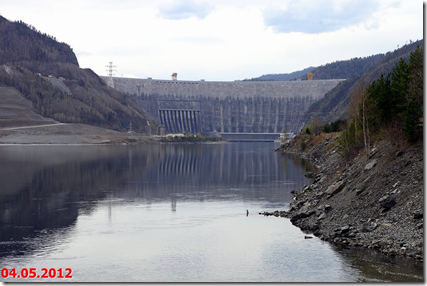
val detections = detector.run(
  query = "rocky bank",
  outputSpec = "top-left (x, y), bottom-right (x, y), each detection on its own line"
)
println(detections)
top-left (268, 134), bottom-right (423, 261)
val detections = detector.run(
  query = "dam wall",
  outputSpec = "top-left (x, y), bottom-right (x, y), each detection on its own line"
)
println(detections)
top-left (103, 77), bottom-right (344, 134)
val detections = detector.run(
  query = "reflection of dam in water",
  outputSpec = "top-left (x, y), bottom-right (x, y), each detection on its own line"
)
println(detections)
top-left (133, 143), bottom-right (313, 196)
top-left (219, 133), bottom-right (281, 142)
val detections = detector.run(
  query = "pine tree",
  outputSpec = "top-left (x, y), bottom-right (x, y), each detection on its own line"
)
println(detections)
top-left (402, 96), bottom-right (422, 141)
top-left (402, 46), bottom-right (423, 141)
top-left (390, 58), bottom-right (409, 118)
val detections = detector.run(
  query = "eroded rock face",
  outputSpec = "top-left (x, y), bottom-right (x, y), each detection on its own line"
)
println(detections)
top-left (275, 136), bottom-right (424, 261)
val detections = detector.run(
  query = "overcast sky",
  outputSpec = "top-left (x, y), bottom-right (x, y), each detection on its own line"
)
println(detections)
top-left (1, 0), bottom-right (424, 81)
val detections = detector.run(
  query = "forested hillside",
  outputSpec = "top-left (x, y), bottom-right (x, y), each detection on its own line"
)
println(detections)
top-left (341, 46), bottom-right (423, 154)
top-left (0, 16), bottom-right (78, 66)
top-left (0, 16), bottom-right (156, 133)
top-left (245, 67), bottom-right (315, 81)
top-left (310, 54), bottom-right (384, 80)
top-left (249, 52), bottom-right (385, 81)
top-left (302, 39), bottom-right (423, 125)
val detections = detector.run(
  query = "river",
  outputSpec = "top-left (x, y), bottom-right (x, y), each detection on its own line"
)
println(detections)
top-left (0, 143), bottom-right (422, 282)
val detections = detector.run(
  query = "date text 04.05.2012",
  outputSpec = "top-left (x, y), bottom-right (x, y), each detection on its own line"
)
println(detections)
top-left (1, 268), bottom-right (72, 279)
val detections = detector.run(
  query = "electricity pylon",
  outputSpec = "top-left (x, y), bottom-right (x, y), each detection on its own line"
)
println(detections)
top-left (106, 62), bottom-right (116, 88)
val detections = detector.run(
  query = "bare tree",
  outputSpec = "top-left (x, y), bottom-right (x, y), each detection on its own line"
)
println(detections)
top-left (310, 115), bottom-right (322, 135)
top-left (361, 89), bottom-right (370, 157)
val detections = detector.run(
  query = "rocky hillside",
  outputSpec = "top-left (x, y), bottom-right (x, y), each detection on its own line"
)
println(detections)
top-left (273, 134), bottom-right (423, 261)
top-left (0, 16), bottom-right (156, 133)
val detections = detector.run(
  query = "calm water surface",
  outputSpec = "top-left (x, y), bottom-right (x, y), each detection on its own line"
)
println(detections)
top-left (0, 143), bottom-right (422, 282)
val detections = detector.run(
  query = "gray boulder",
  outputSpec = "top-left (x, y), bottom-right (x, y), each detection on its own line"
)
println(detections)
top-left (326, 181), bottom-right (345, 198)
top-left (379, 195), bottom-right (396, 210)
top-left (362, 221), bottom-right (377, 232)
top-left (364, 159), bottom-right (377, 171)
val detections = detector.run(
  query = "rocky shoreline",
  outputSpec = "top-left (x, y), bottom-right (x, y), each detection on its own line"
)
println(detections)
top-left (265, 134), bottom-right (423, 262)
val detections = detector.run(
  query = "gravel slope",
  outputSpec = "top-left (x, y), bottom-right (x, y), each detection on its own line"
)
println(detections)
top-left (272, 134), bottom-right (423, 261)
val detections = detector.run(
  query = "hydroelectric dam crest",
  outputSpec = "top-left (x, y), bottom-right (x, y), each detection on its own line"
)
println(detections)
top-left (103, 76), bottom-right (344, 136)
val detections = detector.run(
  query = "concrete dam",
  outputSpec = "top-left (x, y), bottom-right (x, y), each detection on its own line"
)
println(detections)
top-left (103, 76), bottom-right (344, 135)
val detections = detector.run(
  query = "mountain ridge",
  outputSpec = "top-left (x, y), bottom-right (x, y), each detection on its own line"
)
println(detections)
top-left (0, 16), bottom-right (156, 133)
top-left (245, 66), bottom-right (315, 81)
top-left (0, 16), bottom-right (78, 66)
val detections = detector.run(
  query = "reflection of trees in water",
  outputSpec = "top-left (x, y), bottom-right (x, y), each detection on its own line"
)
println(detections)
top-left (278, 152), bottom-right (316, 186)
top-left (0, 146), bottom-right (155, 258)
top-left (0, 143), bottom-right (311, 258)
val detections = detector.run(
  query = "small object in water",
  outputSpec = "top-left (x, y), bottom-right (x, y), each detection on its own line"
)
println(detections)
top-left (246, 209), bottom-right (249, 216)
top-left (304, 235), bottom-right (313, 239)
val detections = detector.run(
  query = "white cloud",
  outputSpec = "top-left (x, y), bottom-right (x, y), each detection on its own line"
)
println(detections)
top-left (169, 36), bottom-right (224, 46)
top-left (157, 0), bottom-right (214, 20)
top-left (263, 0), bottom-right (381, 34)
top-left (0, 0), bottom-right (424, 81)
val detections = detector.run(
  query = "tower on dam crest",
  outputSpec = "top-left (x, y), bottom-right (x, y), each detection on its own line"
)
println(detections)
top-left (101, 76), bottom-right (345, 135)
